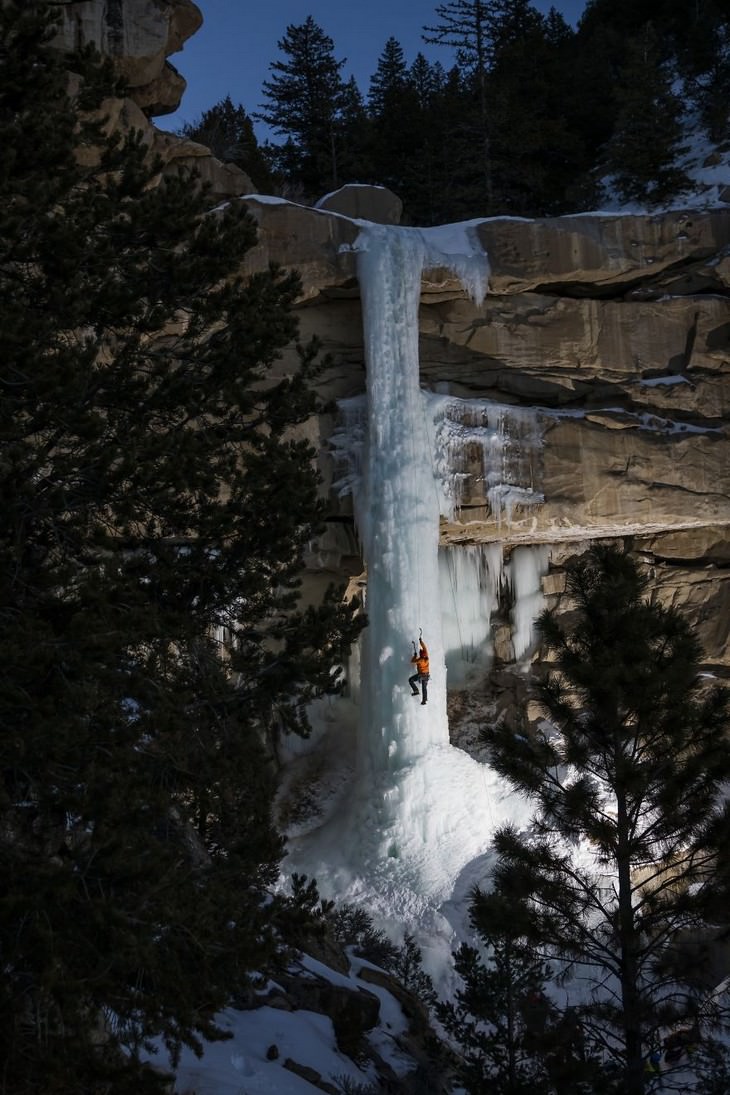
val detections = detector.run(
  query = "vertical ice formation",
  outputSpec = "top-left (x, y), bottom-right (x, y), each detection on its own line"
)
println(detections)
top-left (293, 221), bottom-right (538, 898)
top-left (439, 543), bottom-right (505, 683)
top-left (427, 394), bottom-right (543, 523)
top-left (509, 545), bottom-right (551, 661)
top-left (438, 542), bottom-right (550, 681)
top-left (351, 222), bottom-right (487, 788)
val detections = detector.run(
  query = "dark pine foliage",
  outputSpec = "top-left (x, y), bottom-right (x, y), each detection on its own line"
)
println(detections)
top-left (600, 24), bottom-right (692, 207)
top-left (256, 16), bottom-right (348, 202)
top-left (437, 884), bottom-right (558, 1094)
top-left (423, 0), bottom-right (498, 210)
top-left (0, 4), bottom-right (362, 1090)
top-left (438, 871), bottom-right (617, 1094)
top-left (179, 95), bottom-right (276, 193)
top-left (366, 38), bottom-right (429, 214)
top-left (484, 545), bottom-right (730, 1095)
top-left (175, 3), bottom-right (730, 220)
top-left (185, 2), bottom-right (730, 221)
top-left (486, 5), bottom-right (587, 215)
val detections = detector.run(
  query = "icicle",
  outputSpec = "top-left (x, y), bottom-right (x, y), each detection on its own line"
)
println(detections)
top-left (508, 545), bottom-right (551, 661)
top-left (439, 544), bottom-right (505, 684)
top-left (426, 393), bottom-right (543, 525)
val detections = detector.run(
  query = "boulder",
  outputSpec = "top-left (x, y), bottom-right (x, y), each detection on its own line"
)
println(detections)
top-left (282, 1059), bottom-right (339, 1094)
top-left (274, 970), bottom-right (381, 1057)
top-left (316, 183), bottom-right (403, 225)
top-left (154, 131), bottom-right (255, 198)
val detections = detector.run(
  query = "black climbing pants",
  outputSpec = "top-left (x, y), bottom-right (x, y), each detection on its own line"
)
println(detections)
top-left (409, 672), bottom-right (429, 703)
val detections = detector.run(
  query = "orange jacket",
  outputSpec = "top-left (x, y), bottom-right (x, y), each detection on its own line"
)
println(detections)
top-left (411, 640), bottom-right (429, 676)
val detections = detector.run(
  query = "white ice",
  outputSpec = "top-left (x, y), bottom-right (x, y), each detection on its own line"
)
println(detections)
top-left (284, 222), bottom-right (537, 966)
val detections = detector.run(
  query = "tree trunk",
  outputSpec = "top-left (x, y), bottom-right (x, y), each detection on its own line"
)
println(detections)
top-left (475, 14), bottom-right (493, 209)
top-left (506, 942), bottom-right (517, 1089)
top-left (616, 778), bottom-right (645, 1095)
top-left (330, 127), bottom-right (338, 190)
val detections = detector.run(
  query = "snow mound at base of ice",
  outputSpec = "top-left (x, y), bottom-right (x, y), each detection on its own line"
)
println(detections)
top-left (284, 743), bottom-right (532, 965)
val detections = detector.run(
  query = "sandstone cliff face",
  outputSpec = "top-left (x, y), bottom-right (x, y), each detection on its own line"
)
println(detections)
top-left (50, 0), bottom-right (202, 114)
top-left (239, 193), bottom-right (730, 683)
top-left (48, 0), bottom-right (254, 199)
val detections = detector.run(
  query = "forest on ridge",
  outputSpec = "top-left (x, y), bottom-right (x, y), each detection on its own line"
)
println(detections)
top-left (181, 0), bottom-right (730, 223)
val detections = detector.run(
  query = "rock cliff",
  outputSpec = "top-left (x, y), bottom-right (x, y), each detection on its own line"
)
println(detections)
top-left (47, 1), bottom-right (730, 705)
top-left (47, 0), bottom-right (255, 199)
top-left (49, 0), bottom-right (202, 114)
top-left (238, 193), bottom-right (730, 693)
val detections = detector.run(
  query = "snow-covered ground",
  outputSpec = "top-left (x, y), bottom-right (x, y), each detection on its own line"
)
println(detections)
top-left (591, 107), bottom-right (730, 214)
top-left (154, 954), bottom-right (417, 1095)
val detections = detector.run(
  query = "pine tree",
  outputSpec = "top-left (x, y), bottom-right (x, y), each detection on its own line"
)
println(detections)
top-left (179, 95), bottom-right (276, 193)
top-left (366, 38), bottom-right (423, 205)
top-left (437, 885), bottom-right (560, 1094)
top-left (602, 25), bottom-right (692, 207)
top-left (257, 16), bottom-right (347, 200)
top-left (335, 76), bottom-right (374, 187)
top-left (489, 0), bottom-right (544, 52)
top-left (0, 4), bottom-right (362, 1089)
top-left (423, 0), bottom-right (498, 207)
top-left (578, 0), bottom-right (730, 180)
top-left (409, 51), bottom-right (447, 107)
top-left (679, 0), bottom-right (730, 142)
top-left (426, 65), bottom-right (488, 222)
top-left (368, 36), bottom-right (409, 116)
top-left (486, 3), bottom-right (583, 215)
top-left (391, 54), bottom-right (451, 224)
top-left (485, 545), bottom-right (730, 1095)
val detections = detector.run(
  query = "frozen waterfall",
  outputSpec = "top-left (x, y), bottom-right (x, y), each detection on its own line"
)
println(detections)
top-left (285, 221), bottom-right (539, 912)
top-left (353, 224), bottom-right (489, 783)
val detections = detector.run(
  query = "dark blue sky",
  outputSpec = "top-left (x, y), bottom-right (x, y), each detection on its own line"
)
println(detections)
top-left (161, 0), bottom-right (588, 135)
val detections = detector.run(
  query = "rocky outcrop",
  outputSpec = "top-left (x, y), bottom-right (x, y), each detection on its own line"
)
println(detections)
top-left (315, 183), bottom-right (404, 225)
top-left (476, 209), bottom-right (730, 295)
top-left (233, 191), bottom-right (730, 677)
top-left (237, 950), bottom-right (450, 1093)
top-left (269, 970), bottom-right (380, 1058)
top-left (152, 128), bottom-right (254, 198)
top-left (46, 0), bottom-right (254, 200)
top-left (49, 0), bottom-right (202, 115)
top-left (237, 198), bottom-right (730, 300)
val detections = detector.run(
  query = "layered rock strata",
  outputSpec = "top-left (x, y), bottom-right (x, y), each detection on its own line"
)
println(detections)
top-left (239, 193), bottom-right (730, 674)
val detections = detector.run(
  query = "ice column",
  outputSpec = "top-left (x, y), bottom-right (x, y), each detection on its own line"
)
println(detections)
top-left (509, 545), bottom-right (551, 660)
top-left (439, 544), bottom-right (505, 684)
top-left (352, 223), bottom-right (488, 789)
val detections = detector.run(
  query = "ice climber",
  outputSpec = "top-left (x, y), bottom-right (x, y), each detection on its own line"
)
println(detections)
top-left (409, 635), bottom-right (430, 705)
